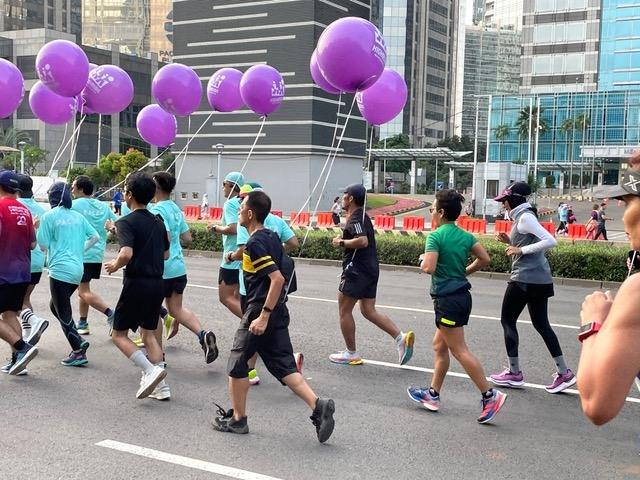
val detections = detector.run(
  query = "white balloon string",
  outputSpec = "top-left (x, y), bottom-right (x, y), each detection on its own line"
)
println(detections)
top-left (175, 114), bottom-right (192, 183)
top-left (47, 116), bottom-right (86, 177)
top-left (66, 114), bottom-right (86, 178)
top-left (628, 250), bottom-right (637, 279)
top-left (362, 124), bottom-right (374, 224)
top-left (50, 121), bottom-right (69, 173)
top-left (233, 115), bottom-right (267, 185)
top-left (169, 112), bottom-right (214, 174)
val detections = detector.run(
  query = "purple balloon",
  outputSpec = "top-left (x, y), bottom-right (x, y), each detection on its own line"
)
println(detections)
top-left (152, 63), bottom-right (202, 117)
top-left (136, 104), bottom-right (177, 147)
top-left (240, 65), bottom-right (285, 116)
top-left (207, 68), bottom-right (244, 112)
top-left (83, 65), bottom-right (134, 115)
top-left (36, 39), bottom-right (89, 97)
top-left (0, 59), bottom-right (24, 118)
top-left (310, 50), bottom-right (340, 95)
top-left (29, 81), bottom-right (77, 125)
top-left (316, 17), bottom-right (387, 93)
top-left (356, 69), bottom-right (407, 125)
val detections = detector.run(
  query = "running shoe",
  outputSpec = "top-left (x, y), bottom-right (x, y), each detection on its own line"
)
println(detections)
top-left (398, 331), bottom-right (415, 365)
top-left (490, 368), bottom-right (525, 388)
top-left (310, 398), bottom-right (335, 443)
top-left (248, 369), bottom-right (260, 386)
top-left (163, 313), bottom-right (178, 340)
top-left (407, 386), bottom-right (441, 412)
top-left (136, 366), bottom-right (167, 399)
top-left (294, 352), bottom-right (304, 374)
top-left (77, 321), bottom-right (90, 335)
top-left (148, 380), bottom-right (171, 401)
top-left (477, 389), bottom-right (507, 424)
top-left (200, 331), bottom-right (218, 364)
top-left (132, 337), bottom-right (145, 348)
top-left (329, 350), bottom-right (363, 365)
top-left (212, 404), bottom-right (249, 434)
top-left (61, 351), bottom-right (88, 367)
top-left (9, 344), bottom-right (38, 375)
top-left (25, 316), bottom-right (49, 346)
top-left (1, 353), bottom-right (28, 376)
top-left (545, 369), bottom-right (577, 394)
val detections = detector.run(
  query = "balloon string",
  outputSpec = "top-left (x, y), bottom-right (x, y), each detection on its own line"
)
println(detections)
top-left (66, 114), bottom-right (86, 179)
top-left (362, 124), bottom-right (374, 223)
top-left (175, 114), bottom-right (192, 184)
top-left (50, 122), bottom-right (69, 173)
top-left (233, 115), bottom-right (266, 184)
top-left (167, 112), bottom-right (214, 173)
top-left (48, 115), bottom-right (86, 178)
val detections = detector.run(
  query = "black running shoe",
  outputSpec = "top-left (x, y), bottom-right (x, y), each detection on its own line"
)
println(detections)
top-left (201, 331), bottom-right (219, 364)
top-left (310, 398), bottom-right (335, 443)
top-left (211, 403), bottom-right (248, 434)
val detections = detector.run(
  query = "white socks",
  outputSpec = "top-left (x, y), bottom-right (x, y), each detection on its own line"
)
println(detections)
top-left (130, 350), bottom-right (154, 374)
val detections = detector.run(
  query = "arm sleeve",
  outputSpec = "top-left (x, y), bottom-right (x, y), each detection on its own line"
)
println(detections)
top-left (425, 232), bottom-right (440, 253)
top-left (246, 237), bottom-right (279, 279)
top-left (279, 220), bottom-right (295, 243)
top-left (236, 225), bottom-right (250, 246)
top-left (115, 218), bottom-right (135, 248)
top-left (179, 214), bottom-right (189, 235)
top-left (224, 199), bottom-right (239, 226)
top-left (518, 213), bottom-right (557, 255)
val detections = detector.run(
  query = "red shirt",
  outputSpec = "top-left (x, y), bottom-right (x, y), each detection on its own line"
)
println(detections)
top-left (0, 197), bottom-right (34, 285)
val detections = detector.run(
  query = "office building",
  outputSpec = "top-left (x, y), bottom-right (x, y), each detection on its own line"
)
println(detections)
top-left (483, 0), bottom-right (523, 30)
top-left (0, 0), bottom-right (81, 42)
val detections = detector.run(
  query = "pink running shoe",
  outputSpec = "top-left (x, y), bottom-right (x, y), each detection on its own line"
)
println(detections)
top-left (490, 368), bottom-right (525, 388)
top-left (545, 369), bottom-right (576, 393)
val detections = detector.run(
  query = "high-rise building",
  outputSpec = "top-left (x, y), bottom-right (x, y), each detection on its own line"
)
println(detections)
top-left (0, 0), bottom-right (81, 42)
top-left (483, 0), bottom-right (523, 30)
top-left (82, 0), bottom-right (173, 61)
top-left (171, 0), bottom-right (368, 213)
top-left (520, 0), bottom-right (600, 94)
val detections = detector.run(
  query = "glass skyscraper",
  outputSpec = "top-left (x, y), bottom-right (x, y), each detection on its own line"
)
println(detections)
top-left (599, 0), bottom-right (640, 90)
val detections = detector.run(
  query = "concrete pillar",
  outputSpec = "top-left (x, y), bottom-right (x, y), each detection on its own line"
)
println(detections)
top-left (410, 159), bottom-right (416, 195)
top-left (448, 167), bottom-right (455, 189)
top-left (374, 159), bottom-right (380, 193)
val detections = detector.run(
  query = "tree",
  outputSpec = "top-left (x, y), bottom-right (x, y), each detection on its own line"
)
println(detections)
top-left (0, 146), bottom-right (47, 174)
top-left (560, 118), bottom-right (575, 192)
top-left (66, 166), bottom-right (87, 185)
top-left (118, 148), bottom-right (148, 181)
top-left (574, 113), bottom-right (591, 192)
top-left (516, 106), bottom-right (548, 140)
top-left (0, 127), bottom-right (30, 148)
top-left (159, 150), bottom-right (176, 173)
top-left (373, 133), bottom-right (410, 149)
top-left (495, 125), bottom-right (510, 142)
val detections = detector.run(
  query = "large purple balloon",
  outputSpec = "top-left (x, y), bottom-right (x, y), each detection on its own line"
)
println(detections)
top-left (316, 17), bottom-right (387, 93)
top-left (240, 65), bottom-right (285, 116)
top-left (152, 63), bottom-right (202, 117)
top-left (356, 69), bottom-right (408, 126)
top-left (207, 68), bottom-right (244, 112)
top-left (136, 104), bottom-right (177, 147)
top-left (83, 65), bottom-right (134, 115)
top-left (29, 81), bottom-right (77, 125)
top-left (0, 59), bottom-right (24, 118)
top-left (310, 50), bottom-right (340, 95)
top-left (36, 40), bottom-right (89, 97)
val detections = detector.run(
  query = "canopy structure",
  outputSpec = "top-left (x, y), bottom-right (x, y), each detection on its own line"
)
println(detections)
top-left (0, 146), bottom-right (19, 153)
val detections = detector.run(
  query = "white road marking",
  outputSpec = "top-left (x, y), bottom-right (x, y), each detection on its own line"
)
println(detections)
top-left (363, 359), bottom-right (640, 405)
top-left (96, 440), bottom-right (284, 480)
top-left (102, 275), bottom-right (580, 330)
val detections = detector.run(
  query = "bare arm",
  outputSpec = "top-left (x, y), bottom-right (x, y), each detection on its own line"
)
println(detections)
top-left (332, 235), bottom-right (368, 249)
top-left (180, 230), bottom-right (193, 248)
top-left (284, 236), bottom-right (299, 253)
top-left (466, 242), bottom-right (490, 276)
top-left (104, 246), bottom-right (133, 274)
top-left (210, 223), bottom-right (237, 236)
top-left (420, 252), bottom-right (438, 275)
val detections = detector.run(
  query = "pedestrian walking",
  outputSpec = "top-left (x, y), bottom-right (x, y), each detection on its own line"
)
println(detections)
top-left (112, 189), bottom-right (123, 215)
top-left (594, 202), bottom-right (612, 241)
top-left (331, 196), bottom-right (342, 225)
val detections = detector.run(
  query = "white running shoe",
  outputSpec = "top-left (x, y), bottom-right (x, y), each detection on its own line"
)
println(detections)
top-left (26, 316), bottom-right (49, 346)
top-left (148, 380), bottom-right (171, 401)
top-left (136, 366), bottom-right (167, 399)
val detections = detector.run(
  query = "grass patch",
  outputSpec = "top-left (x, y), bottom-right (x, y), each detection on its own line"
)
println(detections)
top-left (366, 194), bottom-right (397, 210)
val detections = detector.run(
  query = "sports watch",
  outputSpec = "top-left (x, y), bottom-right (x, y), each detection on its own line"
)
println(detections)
top-left (578, 322), bottom-right (602, 343)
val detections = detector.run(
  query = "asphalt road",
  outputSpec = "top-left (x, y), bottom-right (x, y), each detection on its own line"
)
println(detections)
top-left (1, 256), bottom-right (638, 480)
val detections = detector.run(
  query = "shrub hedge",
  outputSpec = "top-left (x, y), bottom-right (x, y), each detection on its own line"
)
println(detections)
top-left (185, 223), bottom-right (629, 282)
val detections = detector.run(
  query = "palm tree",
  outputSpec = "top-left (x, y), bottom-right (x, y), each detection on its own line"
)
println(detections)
top-left (574, 113), bottom-right (591, 193)
top-left (0, 127), bottom-right (30, 148)
top-left (516, 106), bottom-right (548, 181)
top-left (560, 118), bottom-right (575, 197)
top-left (495, 124), bottom-right (510, 141)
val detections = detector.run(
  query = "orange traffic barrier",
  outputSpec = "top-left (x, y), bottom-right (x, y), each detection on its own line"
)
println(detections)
top-left (494, 220), bottom-right (512, 234)
top-left (540, 221), bottom-right (556, 236)
top-left (403, 216), bottom-right (425, 231)
top-left (183, 205), bottom-right (200, 220)
top-left (290, 211), bottom-right (310, 227)
top-left (209, 207), bottom-right (223, 221)
top-left (271, 210), bottom-right (283, 217)
top-left (374, 215), bottom-right (395, 230)
top-left (568, 223), bottom-right (587, 239)
top-left (316, 212), bottom-right (334, 228)
top-left (461, 218), bottom-right (487, 234)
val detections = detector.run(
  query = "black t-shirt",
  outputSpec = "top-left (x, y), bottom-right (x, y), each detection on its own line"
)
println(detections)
top-left (116, 209), bottom-right (169, 278)
top-left (342, 208), bottom-right (379, 274)
top-left (243, 228), bottom-right (285, 306)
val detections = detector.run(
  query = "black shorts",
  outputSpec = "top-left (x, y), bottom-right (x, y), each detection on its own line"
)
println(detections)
top-left (227, 304), bottom-right (297, 384)
top-left (113, 277), bottom-right (164, 332)
top-left (81, 263), bottom-right (102, 283)
top-left (432, 289), bottom-right (472, 328)
top-left (218, 267), bottom-right (239, 286)
top-left (30, 272), bottom-right (42, 286)
top-left (0, 282), bottom-right (28, 313)
top-left (332, 213), bottom-right (340, 225)
top-left (240, 294), bottom-right (247, 315)
top-left (163, 275), bottom-right (188, 298)
top-left (339, 268), bottom-right (379, 300)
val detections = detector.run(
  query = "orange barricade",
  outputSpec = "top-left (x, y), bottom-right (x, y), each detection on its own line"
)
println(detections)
top-left (290, 211), bottom-right (310, 227)
top-left (271, 210), bottom-right (283, 217)
top-left (568, 223), bottom-right (587, 239)
top-left (494, 220), bottom-right (512, 234)
top-left (316, 212), bottom-right (334, 227)
top-left (183, 205), bottom-right (200, 220)
top-left (402, 216), bottom-right (425, 231)
top-left (461, 218), bottom-right (487, 234)
top-left (456, 215), bottom-right (470, 230)
top-left (540, 221), bottom-right (556, 236)
top-left (374, 215), bottom-right (395, 230)
top-left (209, 207), bottom-right (223, 221)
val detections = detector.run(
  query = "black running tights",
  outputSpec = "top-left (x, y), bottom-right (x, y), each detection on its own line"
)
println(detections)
top-left (49, 278), bottom-right (82, 351)
top-left (500, 282), bottom-right (563, 359)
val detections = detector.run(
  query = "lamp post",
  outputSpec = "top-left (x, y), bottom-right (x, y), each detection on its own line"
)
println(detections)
top-left (215, 143), bottom-right (224, 207)
top-left (18, 141), bottom-right (27, 174)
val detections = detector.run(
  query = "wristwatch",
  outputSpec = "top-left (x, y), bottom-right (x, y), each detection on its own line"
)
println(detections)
top-left (212, 225), bottom-right (217, 233)
top-left (578, 322), bottom-right (602, 343)
top-left (339, 240), bottom-right (345, 248)
top-left (262, 305), bottom-right (274, 313)
top-left (226, 252), bottom-right (234, 263)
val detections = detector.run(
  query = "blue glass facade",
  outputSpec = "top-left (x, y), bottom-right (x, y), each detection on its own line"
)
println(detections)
top-left (599, 0), bottom-right (640, 90)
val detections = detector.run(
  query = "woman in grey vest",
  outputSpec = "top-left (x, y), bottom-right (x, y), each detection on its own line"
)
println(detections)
top-left (489, 182), bottom-right (576, 394)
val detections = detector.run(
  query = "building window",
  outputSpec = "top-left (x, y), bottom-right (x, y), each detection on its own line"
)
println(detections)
top-left (533, 23), bottom-right (586, 44)
top-left (486, 180), bottom-right (499, 199)
top-left (532, 53), bottom-right (584, 74)
top-left (535, 0), bottom-right (587, 13)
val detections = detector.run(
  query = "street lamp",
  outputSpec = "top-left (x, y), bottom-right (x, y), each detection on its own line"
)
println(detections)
top-left (215, 143), bottom-right (224, 207)
top-left (18, 141), bottom-right (27, 174)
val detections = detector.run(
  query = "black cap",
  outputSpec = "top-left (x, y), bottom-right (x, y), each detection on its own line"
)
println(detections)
top-left (0, 170), bottom-right (20, 194)
top-left (16, 174), bottom-right (33, 198)
top-left (343, 183), bottom-right (366, 205)
top-left (494, 181), bottom-right (532, 202)
top-left (592, 171), bottom-right (640, 200)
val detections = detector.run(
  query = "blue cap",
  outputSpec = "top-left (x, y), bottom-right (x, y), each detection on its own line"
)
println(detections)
top-left (224, 171), bottom-right (245, 187)
top-left (48, 182), bottom-right (72, 209)
top-left (0, 170), bottom-right (20, 193)
top-left (343, 183), bottom-right (366, 205)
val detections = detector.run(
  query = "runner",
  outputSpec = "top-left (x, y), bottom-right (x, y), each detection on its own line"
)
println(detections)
top-left (38, 182), bottom-right (99, 366)
top-left (407, 189), bottom-right (507, 423)
top-left (150, 172), bottom-right (219, 375)
top-left (104, 173), bottom-right (168, 400)
top-left (227, 183), bottom-right (301, 386)
top-left (71, 175), bottom-right (116, 335)
top-left (329, 184), bottom-right (415, 366)
top-left (212, 191), bottom-right (335, 443)
top-left (208, 171), bottom-right (244, 318)
top-left (112, 188), bottom-right (123, 215)
top-left (0, 170), bottom-right (39, 375)
top-left (15, 174), bottom-right (49, 347)
top-left (490, 181), bottom-right (576, 393)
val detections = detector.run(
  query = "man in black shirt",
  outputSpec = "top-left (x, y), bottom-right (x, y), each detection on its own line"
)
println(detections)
top-left (213, 191), bottom-right (335, 443)
top-left (330, 184), bottom-right (415, 366)
top-left (104, 173), bottom-right (169, 400)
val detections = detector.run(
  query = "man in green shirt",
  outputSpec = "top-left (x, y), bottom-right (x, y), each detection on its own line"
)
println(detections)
top-left (407, 189), bottom-right (507, 424)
